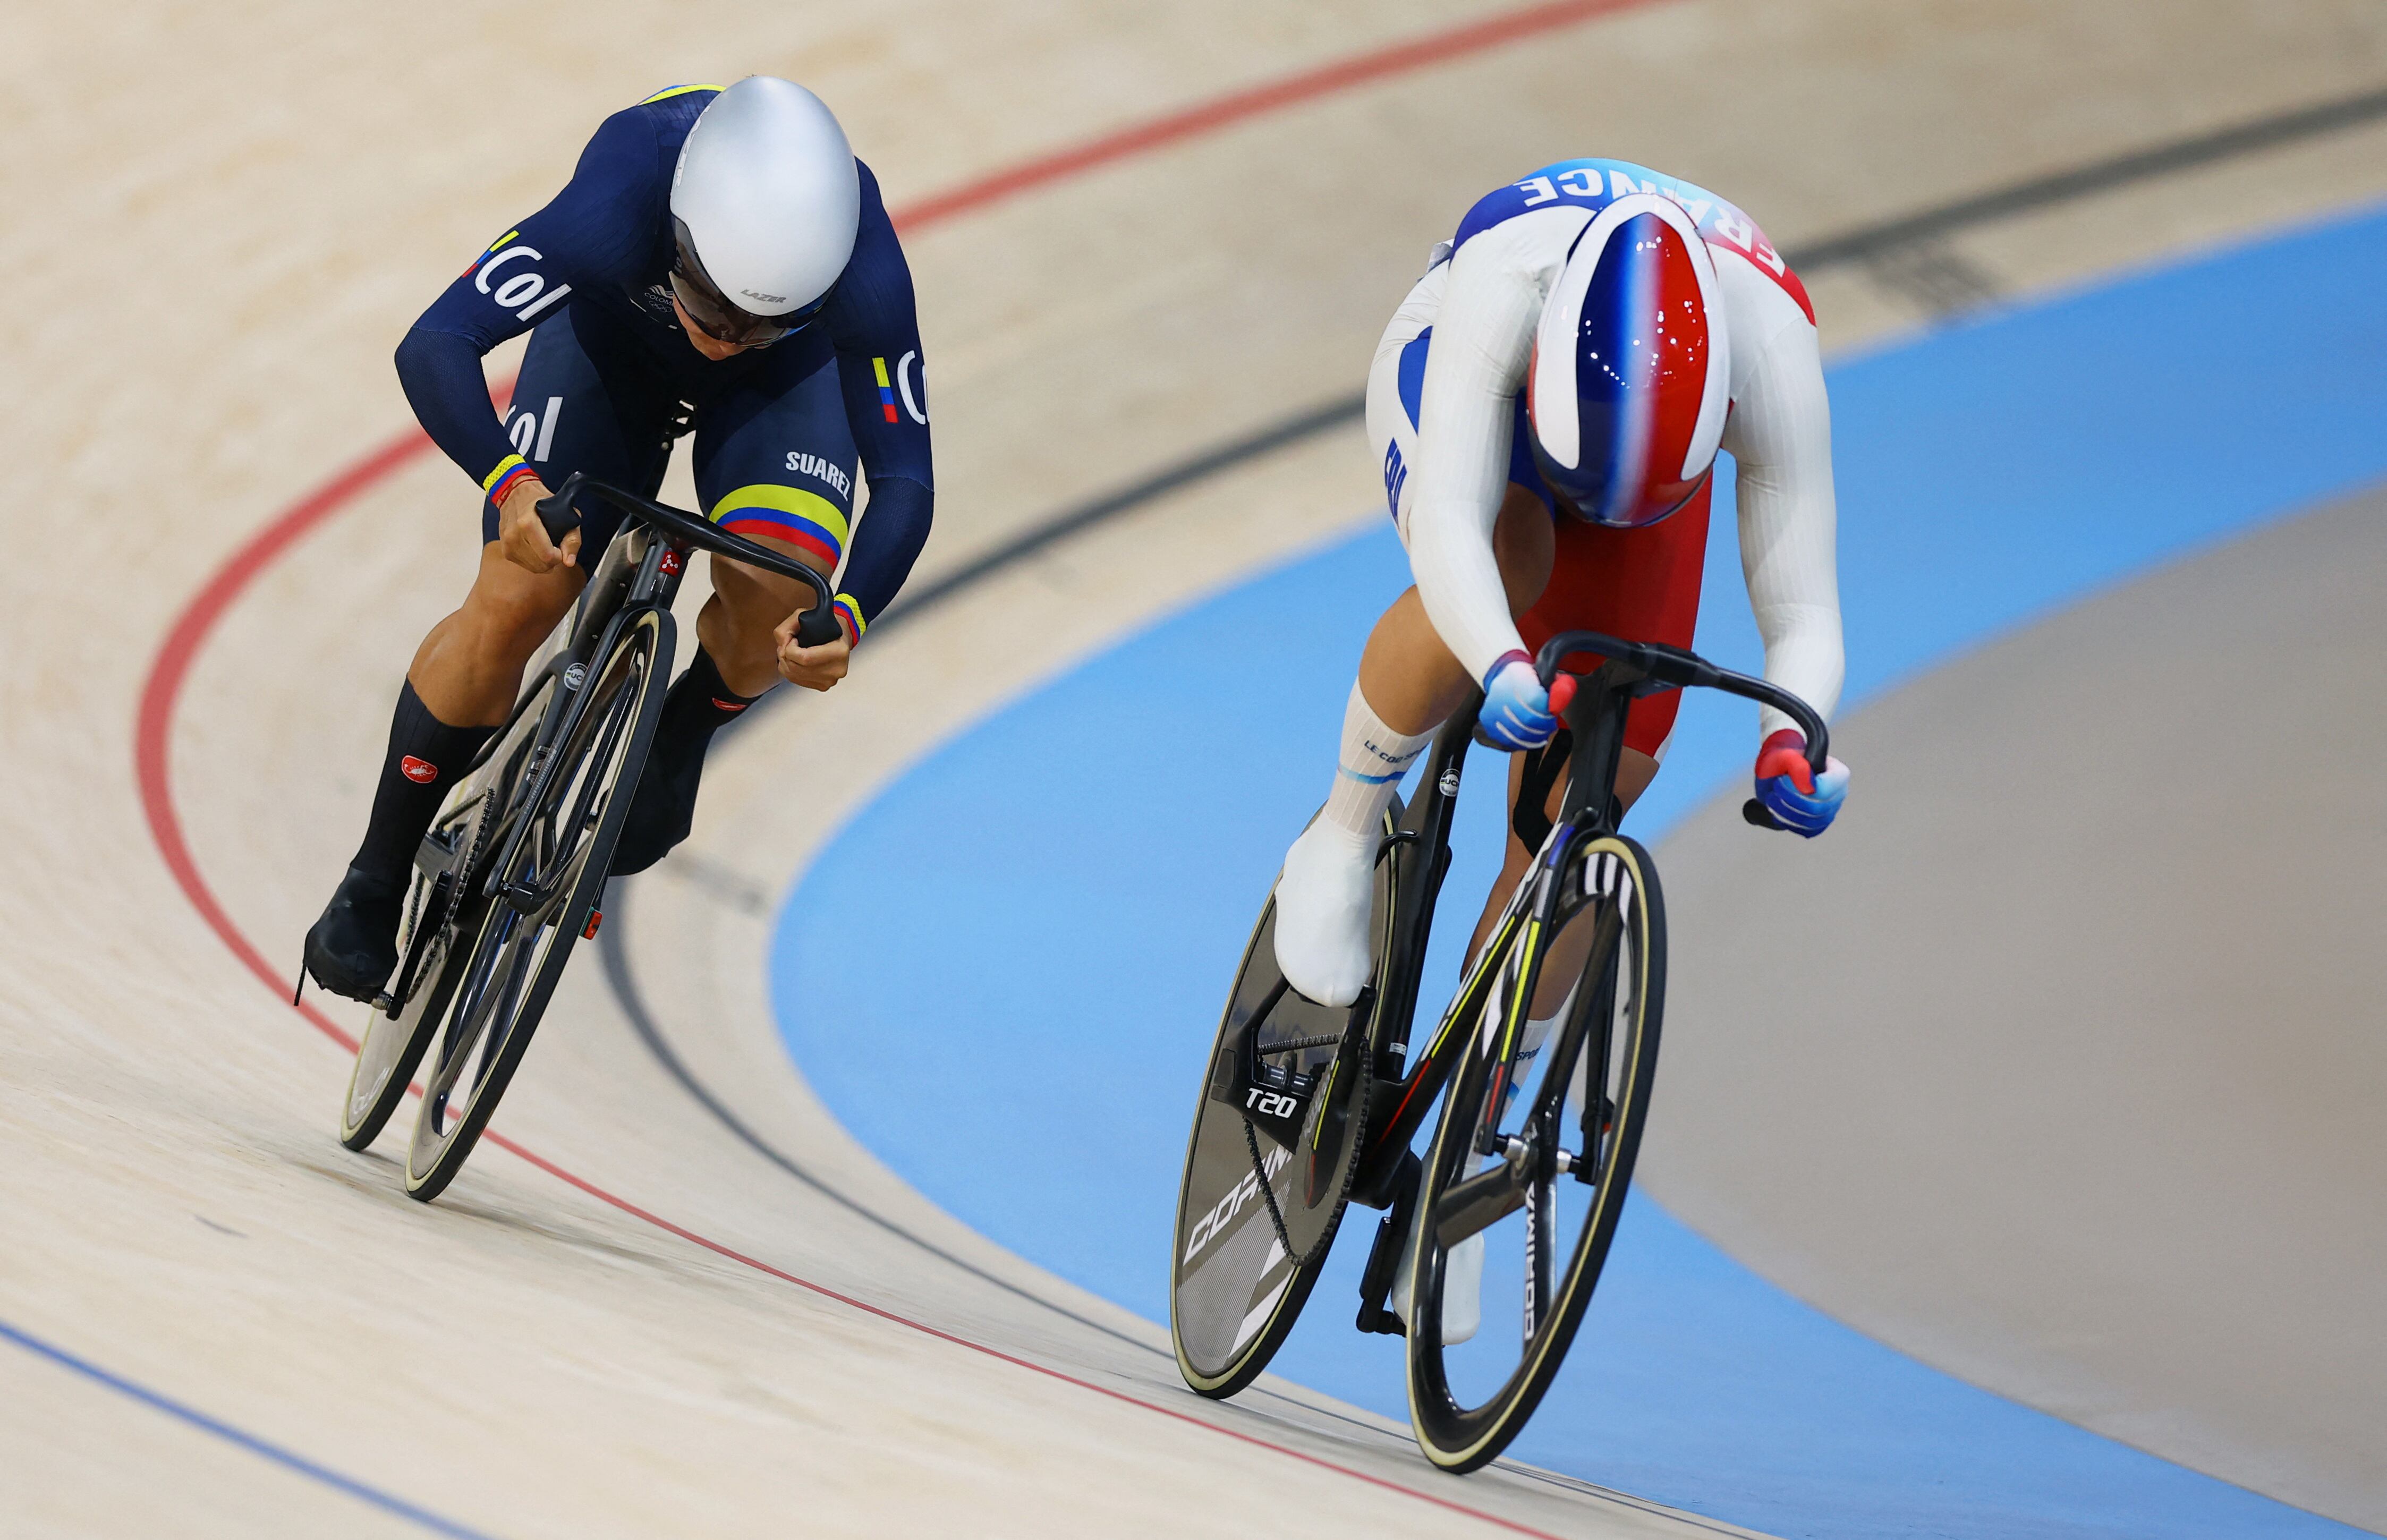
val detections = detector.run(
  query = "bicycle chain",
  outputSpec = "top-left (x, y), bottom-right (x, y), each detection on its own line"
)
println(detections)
top-left (1241, 1027), bottom-right (1371, 1275)
top-left (412, 774), bottom-right (504, 998)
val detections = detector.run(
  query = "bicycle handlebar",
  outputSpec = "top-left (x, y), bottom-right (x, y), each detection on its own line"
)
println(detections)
top-left (535, 473), bottom-right (842, 648)
top-left (1532, 628), bottom-right (1830, 775)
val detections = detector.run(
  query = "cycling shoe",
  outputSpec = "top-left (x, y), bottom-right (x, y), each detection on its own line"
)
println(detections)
top-left (1394, 1199), bottom-right (1484, 1344)
top-left (609, 729), bottom-right (705, 877)
top-left (1271, 820), bottom-right (1377, 1008)
top-left (302, 864), bottom-right (407, 1002)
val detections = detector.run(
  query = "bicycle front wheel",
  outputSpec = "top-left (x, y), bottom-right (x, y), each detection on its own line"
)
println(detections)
top-left (402, 608), bottom-right (671, 1201)
top-left (1404, 832), bottom-right (1666, 1471)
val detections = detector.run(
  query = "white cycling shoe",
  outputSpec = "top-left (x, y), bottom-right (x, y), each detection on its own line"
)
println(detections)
top-left (1394, 1213), bottom-right (1483, 1345)
top-left (1271, 820), bottom-right (1377, 1008)
top-left (1382, 1004), bottom-right (1578, 1347)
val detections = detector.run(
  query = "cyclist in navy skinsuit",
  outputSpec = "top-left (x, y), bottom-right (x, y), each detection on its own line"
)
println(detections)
top-left (304, 77), bottom-right (936, 1002)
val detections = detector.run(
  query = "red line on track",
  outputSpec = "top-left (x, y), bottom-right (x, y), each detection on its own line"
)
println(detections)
top-left (131, 5), bottom-right (1676, 1530)
top-left (890, 0), bottom-right (1664, 232)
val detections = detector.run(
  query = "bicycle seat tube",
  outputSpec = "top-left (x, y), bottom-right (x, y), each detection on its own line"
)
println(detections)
top-left (1554, 659), bottom-right (1649, 839)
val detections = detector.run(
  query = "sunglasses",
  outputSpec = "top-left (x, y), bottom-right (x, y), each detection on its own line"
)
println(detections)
top-left (668, 228), bottom-right (830, 347)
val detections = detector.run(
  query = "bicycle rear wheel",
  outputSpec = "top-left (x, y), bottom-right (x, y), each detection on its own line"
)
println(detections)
top-left (1404, 833), bottom-right (1664, 1471)
top-left (402, 608), bottom-right (670, 1201)
top-left (1171, 806), bottom-right (1404, 1398)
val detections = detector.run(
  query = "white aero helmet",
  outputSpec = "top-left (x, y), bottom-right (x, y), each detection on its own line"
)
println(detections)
top-left (668, 76), bottom-right (860, 344)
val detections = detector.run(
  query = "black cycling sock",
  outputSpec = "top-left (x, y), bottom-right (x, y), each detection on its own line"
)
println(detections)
top-left (351, 681), bottom-right (494, 883)
top-left (610, 648), bottom-right (759, 875)
top-left (665, 644), bottom-right (762, 745)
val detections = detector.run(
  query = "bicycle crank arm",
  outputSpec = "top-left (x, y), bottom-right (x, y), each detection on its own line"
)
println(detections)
top-left (1432, 1161), bottom-right (1530, 1248)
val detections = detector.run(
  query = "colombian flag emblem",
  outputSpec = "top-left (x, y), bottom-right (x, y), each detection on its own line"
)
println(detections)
top-left (872, 358), bottom-right (899, 423)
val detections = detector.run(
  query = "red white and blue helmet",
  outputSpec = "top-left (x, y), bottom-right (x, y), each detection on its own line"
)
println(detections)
top-left (1525, 193), bottom-right (1730, 528)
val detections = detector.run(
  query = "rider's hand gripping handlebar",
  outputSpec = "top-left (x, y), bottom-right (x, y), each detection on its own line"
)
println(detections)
top-left (1530, 629), bottom-right (1830, 833)
top-left (535, 472), bottom-right (843, 648)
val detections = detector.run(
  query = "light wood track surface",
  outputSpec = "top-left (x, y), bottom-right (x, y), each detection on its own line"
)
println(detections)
top-left (5, 2), bottom-right (2385, 1533)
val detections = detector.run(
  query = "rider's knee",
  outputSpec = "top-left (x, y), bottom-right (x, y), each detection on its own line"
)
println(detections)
top-left (709, 539), bottom-right (827, 639)
top-left (462, 556), bottom-right (577, 661)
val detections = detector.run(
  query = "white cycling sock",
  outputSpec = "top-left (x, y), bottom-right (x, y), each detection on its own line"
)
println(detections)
top-left (1321, 680), bottom-right (1435, 839)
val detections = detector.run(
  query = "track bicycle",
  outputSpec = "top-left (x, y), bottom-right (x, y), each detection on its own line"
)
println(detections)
top-left (1170, 629), bottom-right (1827, 1471)
top-left (332, 473), bottom-right (837, 1202)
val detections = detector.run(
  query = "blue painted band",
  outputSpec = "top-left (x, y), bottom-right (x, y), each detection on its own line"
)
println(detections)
top-left (772, 202), bottom-right (2387, 1539)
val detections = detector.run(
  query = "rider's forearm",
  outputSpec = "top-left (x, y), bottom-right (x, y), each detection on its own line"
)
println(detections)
top-left (1409, 491), bottom-right (1522, 684)
top-left (1727, 320), bottom-right (1844, 739)
top-left (829, 475), bottom-right (932, 639)
top-left (395, 327), bottom-right (531, 508)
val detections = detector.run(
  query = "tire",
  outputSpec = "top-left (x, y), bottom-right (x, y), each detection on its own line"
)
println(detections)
top-left (401, 609), bottom-right (672, 1202)
top-left (1170, 804), bottom-right (1405, 1399)
top-left (337, 695), bottom-right (543, 1152)
top-left (1404, 833), bottom-right (1665, 1472)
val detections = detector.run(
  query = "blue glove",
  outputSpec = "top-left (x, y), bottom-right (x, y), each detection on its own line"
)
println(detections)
top-left (1753, 728), bottom-right (1849, 837)
top-left (1479, 650), bottom-right (1571, 752)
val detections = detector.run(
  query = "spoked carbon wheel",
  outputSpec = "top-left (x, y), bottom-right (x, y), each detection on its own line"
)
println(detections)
top-left (402, 609), bottom-right (671, 1201)
top-left (1405, 832), bottom-right (1665, 1471)
top-left (1171, 807), bottom-right (1405, 1398)
top-left (337, 694), bottom-right (541, 1151)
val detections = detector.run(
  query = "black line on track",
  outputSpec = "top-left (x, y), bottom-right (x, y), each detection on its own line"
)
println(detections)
top-left (1783, 82), bottom-right (2387, 271)
top-left (598, 76), bottom-right (2387, 1420)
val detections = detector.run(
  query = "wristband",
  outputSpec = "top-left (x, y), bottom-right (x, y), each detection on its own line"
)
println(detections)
top-left (482, 454), bottom-right (537, 508)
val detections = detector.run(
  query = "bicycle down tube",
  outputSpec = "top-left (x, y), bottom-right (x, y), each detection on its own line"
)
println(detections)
top-left (1346, 630), bottom-right (1824, 1208)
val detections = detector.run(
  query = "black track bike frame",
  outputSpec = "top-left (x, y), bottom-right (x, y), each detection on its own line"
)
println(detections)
top-left (389, 473), bottom-right (835, 993)
top-left (1343, 629), bottom-right (1828, 1213)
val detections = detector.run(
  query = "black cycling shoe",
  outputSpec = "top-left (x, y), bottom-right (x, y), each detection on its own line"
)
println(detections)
top-left (302, 864), bottom-right (407, 1002)
top-left (609, 731), bottom-right (706, 877)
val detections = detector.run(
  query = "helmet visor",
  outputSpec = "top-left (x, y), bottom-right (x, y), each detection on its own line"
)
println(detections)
top-left (669, 227), bottom-right (829, 346)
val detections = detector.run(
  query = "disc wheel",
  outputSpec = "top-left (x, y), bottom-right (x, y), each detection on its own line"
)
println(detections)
top-left (337, 691), bottom-right (543, 1151)
top-left (1170, 805), bottom-right (1405, 1398)
top-left (402, 609), bottom-right (670, 1202)
top-left (1404, 832), bottom-right (1665, 1471)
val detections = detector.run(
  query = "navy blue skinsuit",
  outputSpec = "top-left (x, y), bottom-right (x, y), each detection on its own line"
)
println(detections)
top-left (395, 84), bottom-right (933, 642)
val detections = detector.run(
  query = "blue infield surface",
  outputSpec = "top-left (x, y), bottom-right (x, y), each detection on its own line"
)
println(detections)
top-left (774, 203), bottom-right (2387, 1539)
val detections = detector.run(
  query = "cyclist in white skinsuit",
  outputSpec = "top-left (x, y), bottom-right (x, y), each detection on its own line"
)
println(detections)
top-left (1270, 162), bottom-right (1853, 1338)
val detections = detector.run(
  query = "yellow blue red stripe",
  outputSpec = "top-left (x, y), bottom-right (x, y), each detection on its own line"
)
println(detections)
top-left (833, 594), bottom-right (866, 643)
top-left (482, 453), bottom-right (536, 506)
top-left (872, 358), bottom-right (898, 423)
top-left (710, 483), bottom-right (848, 568)
top-left (461, 229), bottom-right (522, 278)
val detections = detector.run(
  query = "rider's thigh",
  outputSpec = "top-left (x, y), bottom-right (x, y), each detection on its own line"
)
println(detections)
top-left (1493, 484), bottom-right (1556, 615)
top-left (486, 306), bottom-right (679, 551)
top-left (457, 540), bottom-right (584, 662)
top-left (691, 328), bottom-right (855, 636)
top-left (1468, 744), bottom-right (1661, 964)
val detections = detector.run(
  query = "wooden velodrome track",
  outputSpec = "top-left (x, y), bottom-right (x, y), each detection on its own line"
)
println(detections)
top-left (6, 2), bottom-right (2386, 1534)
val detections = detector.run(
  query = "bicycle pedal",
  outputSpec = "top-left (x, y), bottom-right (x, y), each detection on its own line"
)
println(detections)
top-left (1353, 1152), bottom-right (1421, 1335)
top-left (582, 909), bottom-right (602, 940)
